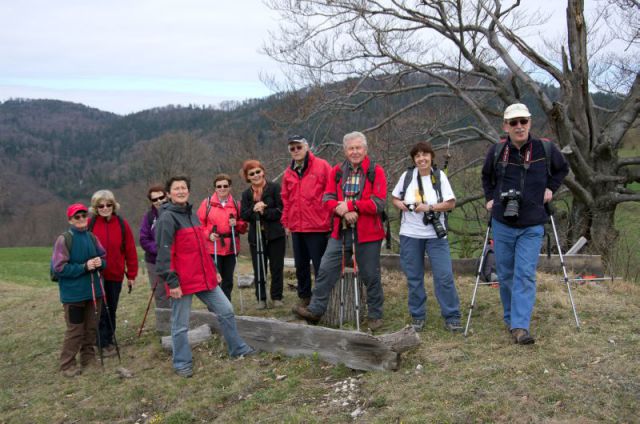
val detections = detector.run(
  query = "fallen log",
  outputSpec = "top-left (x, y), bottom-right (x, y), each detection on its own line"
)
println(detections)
top-left (155, 309), bottom-right (420, 371)
top-left (161, 324), bottom-right (211, 350)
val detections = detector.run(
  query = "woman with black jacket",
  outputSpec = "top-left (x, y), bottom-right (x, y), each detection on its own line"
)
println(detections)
top-left (240, 160), bottom-right (286, 309)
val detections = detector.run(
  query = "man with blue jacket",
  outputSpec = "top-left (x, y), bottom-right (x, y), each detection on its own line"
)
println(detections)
top-left (481, 103), bottom-right (569, 345)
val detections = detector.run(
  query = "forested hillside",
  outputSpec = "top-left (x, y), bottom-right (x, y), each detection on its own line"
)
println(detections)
top-left (0, 84), bottom-right (626, 247)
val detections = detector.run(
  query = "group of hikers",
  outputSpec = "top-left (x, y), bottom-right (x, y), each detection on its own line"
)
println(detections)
top-left (51, 102), bottom-right (568, 378)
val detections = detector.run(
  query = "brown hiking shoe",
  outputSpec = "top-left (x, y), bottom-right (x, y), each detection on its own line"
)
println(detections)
top-left (61, 365), bottom-right (82, 378)
top-left (291, 304), bottom-right (321, 324)
top-left (511, 328), bottom-right (535, 345)
top-left (368, 318), bottom-right (384, 331)
top-left (101, 345), bottom-right (118, 357)
top-left (298, 297), bottom-right (311, 307)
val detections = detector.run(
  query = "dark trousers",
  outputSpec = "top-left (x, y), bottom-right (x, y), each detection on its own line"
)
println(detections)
top-left (250, 236), bottom-right (285, 301)
top-left (97, 279), bottom-right (122, 348)
top-left (60, 299), bottom-right (101, 370)
top-left (291, 232), bottom-right (329, 299)
top-left (213, 254), bottom-right (237, 301)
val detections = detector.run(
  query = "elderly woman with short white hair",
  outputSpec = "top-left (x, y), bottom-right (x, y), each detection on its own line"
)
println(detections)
top-left (88, 189), bottom-right (138, 356)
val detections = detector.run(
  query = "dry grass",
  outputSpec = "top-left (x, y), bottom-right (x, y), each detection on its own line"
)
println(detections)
top-left (1, 252), bottom-right (639, 423)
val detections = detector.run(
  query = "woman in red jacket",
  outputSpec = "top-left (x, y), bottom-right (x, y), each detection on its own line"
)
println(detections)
top-left (197, 173), bottom-right (248, 301)
top-left (156, 176), bottom-right (254, 377)
top-left (89, 189), bottom-right (138, 356)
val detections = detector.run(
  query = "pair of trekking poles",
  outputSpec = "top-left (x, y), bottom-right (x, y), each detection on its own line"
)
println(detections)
top-left (463, 204), bottom-right (580, 337)
top-left (339, 221), bottom-right (361, 331)
top-left (137, 214), bottom-right (246, 337)
top-left (89, 270), bottom-right (121, 366)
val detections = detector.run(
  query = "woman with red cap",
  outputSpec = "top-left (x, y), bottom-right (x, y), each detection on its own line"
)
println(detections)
top-left (51, 203), bottom-right (106, 377)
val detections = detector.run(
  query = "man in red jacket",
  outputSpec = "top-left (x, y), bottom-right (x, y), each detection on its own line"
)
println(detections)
top-left (281, 135), bottom-right (332, 307)
top-left (292, 131), bottom-right (387, 331)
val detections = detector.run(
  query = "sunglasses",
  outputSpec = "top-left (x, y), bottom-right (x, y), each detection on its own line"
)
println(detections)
top-left (151, 195), bottom-right (166, 203)
top-left (72, 212), bottom-right (88, 220)
top-left (508, 118), bottom-right (530, 127)
top-left (248, 170), bottom-right (262, 177)
top-left (97, 203), bottom-right (114, 209)
top-left (289, 144), bottom-right (305, 152)
top-left (216, 184), bottom-right (230, 189)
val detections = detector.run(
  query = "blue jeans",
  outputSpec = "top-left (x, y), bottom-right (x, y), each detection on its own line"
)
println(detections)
top-left (308, 232), bottom-right (384, 319)
top-left (291, 232), bottom-right (329, 299)
top-left (399, 235), bottom-right (461, 322)
top-left (492, 219), bottom-right (544, 330)
top-left (170, 286), bottom-right (252, 372)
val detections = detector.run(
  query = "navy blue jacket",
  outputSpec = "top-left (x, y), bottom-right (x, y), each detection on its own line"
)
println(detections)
top-left (481, 135), bottom-right (569, 228)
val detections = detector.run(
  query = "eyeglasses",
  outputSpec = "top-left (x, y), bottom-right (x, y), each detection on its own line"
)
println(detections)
top-left (72, 212), bottom-right (87, 220)
top-left (150, 195), bottom-right (166, 203)
top-left (508, 118), bottom-right (530, 127)
top-left (215, 184), bottom-right (230, 189)
top-left (289, 144), bottom-right (305, 152)
top-left (97, 203), bottom-right (113, 209)
top-left (248, 170), bottom-right (262, 177)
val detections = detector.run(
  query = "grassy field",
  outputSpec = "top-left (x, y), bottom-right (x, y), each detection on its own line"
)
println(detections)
top-left (1, 247), bottom-right (639, 423)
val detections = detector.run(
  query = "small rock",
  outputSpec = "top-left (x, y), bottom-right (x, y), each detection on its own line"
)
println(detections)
top-left (276, 374), bottom-right (287, 381)
top-left (116, 367), bottom-right (134, 378)
top-left (608, 339), bottom-right (616, 345)
top-left (544, 369), bottom-right (549, 374)
top-left (351, 407), bottom-right (364, 418)
top-left (416, 364), bottom-right (423, 371)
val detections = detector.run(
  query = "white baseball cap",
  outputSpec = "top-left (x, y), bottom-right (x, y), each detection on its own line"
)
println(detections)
top-left (504, 103), bottom-right (531, 120)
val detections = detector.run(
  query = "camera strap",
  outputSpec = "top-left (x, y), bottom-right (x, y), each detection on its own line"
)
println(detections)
top-left (496, 141), bottom-right (533, 196)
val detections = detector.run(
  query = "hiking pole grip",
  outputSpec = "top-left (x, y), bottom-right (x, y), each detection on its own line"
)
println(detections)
top-left (545, 202), bottom-right (555, 216)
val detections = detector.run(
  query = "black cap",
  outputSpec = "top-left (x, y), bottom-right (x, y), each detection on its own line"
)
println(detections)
top-left (287, 135), bottom-right (307, 144)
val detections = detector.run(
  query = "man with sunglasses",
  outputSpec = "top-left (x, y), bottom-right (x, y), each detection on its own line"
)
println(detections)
top-left (481, 103), bottom-right (568, 345)
top-left (281, 135), bottom-right (332, 307)
top-left (139, 185), bottom-right (171, 321)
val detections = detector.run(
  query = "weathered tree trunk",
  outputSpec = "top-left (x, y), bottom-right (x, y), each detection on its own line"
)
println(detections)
top-left (155, 309), bottom-right (421, 371)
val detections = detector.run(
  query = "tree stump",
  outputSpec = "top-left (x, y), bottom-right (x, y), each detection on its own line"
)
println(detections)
top-left (321, 268), bottom-right (367, 328)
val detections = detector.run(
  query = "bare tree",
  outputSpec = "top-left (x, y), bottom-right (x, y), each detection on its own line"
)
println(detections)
top-left (263, 0), bottom-right (640, 255)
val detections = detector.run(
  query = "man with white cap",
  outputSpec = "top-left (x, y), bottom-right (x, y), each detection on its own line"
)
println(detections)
top-left (481, 103), bottom-right (568, 345)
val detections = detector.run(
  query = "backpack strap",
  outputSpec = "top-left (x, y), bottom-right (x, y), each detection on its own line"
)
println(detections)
top-left (399, 166), bottom-right (416, 202)
top-left (430, 166), bottom-right (444, 203)
top-left (205, 196), bottom-right (212, 227)
top-left (540, 138), bottom-right (553, 178)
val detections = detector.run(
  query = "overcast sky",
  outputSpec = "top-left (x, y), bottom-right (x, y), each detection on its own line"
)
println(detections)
top-left (0, 0), bottom-right (598, 115)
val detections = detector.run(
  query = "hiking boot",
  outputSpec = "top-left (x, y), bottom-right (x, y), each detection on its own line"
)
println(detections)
top-left (411, 318), bottom-right (425, 332)
top-left (291, 304), bottom-right (321, 324)
top-left (368, 318), bottom-right (384, 331)
top-left (298, 297), bottom-right (311, 307)
top-left (234, 348), bottom-right (258, 359)
top-left (101, 345), bottom-right (118, 357)
top-left (511, 328), bottom-right (535, 345)
top-left (272, 300), bottom-right (284, 308)
top-left (175, 367), bottom-right (193, 378)
top-left (444, 320), bottom-right (463, 333)
top-left (61, 365), bottom-right (82, 378)
top-left (256, 301), bottom-right (267, 310)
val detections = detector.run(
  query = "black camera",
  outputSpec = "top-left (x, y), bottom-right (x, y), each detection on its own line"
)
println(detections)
top-left (423, 211), bottom-right (447, 238)
top-left (500, 188), bottom-right (521, 221)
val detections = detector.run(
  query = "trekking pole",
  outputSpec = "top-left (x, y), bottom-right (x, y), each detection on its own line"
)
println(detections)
top-left (546, 204), bottom-right (581, 330)
top-left (96, 271), bottom-right (122, 363)
top-left (339, 220), bottom-right (347, 329)
top-left (230, 214), bottom-right (244, 313)
top-left (89, 272), bottom-right (104, 366)
top-left (464, 217), bottom-right (492, 337)
top-left (213, 225), bottom-right (219, 269)
top-left (350, 225), bottom-right (361, 332)
top-left (255, 214), bottom-right (267, 307)
top-left (137, 277), bottom-right (159, 337)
